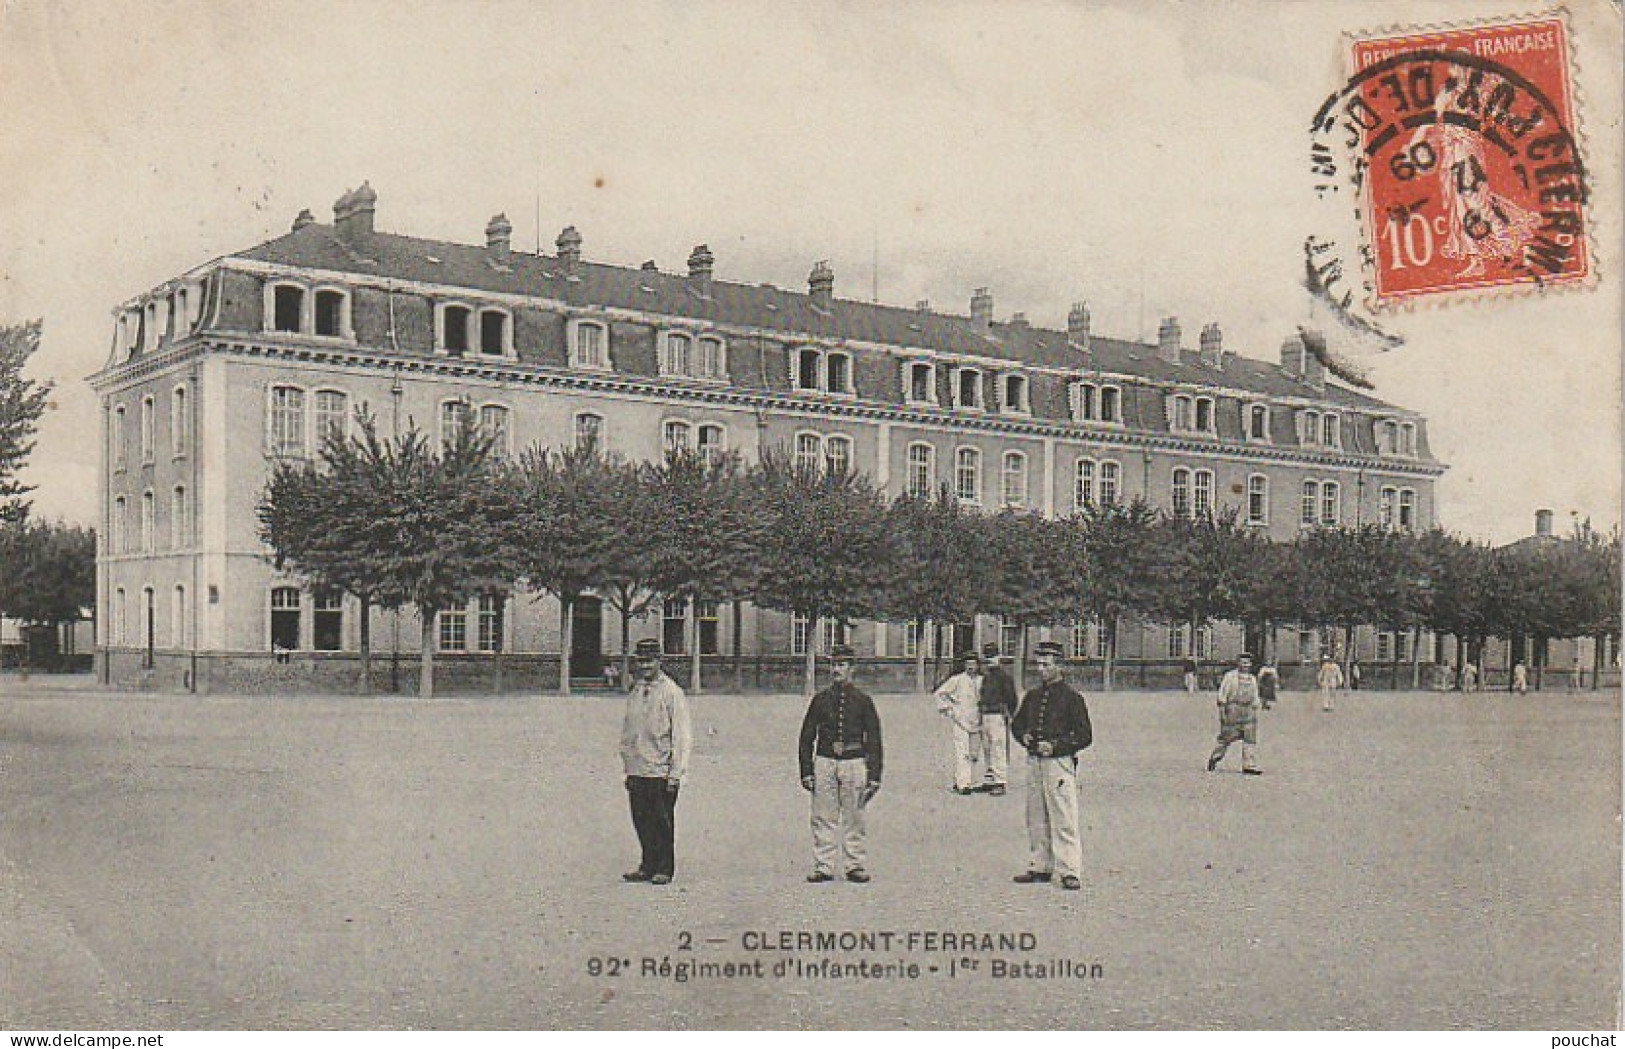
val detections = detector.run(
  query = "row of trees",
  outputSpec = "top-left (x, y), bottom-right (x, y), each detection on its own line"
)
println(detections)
top-left (260, 412), bottom-right (1622, 698)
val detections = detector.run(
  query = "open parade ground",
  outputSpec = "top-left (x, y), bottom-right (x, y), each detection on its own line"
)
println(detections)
top-left (0, 677), bottom-right (1618, 1030)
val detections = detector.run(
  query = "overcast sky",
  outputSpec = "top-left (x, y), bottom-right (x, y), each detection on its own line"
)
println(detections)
top-left (1, 0), bottom-right (1618, 544)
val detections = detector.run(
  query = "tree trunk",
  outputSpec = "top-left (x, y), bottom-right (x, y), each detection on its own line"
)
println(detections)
top-left (358, 595), bottom-right (373, 696)
top-left (1454, 635), bottom-right (1465, 689)
top-left (915, 618), bottom-right (929, 694)
top-left (419, 608), bottom-right (436, 699)
top-left (1410, 625), bottom-right (1422, 690)
top-left (689, 596), bottom-right (703, 695)
top-left (558, 594), bottom-right (574, 697)
top-left (732, 601), bottom-right (744, 694)
top-left (620, 601), bottom-right (632, 691)
top-left (1594, 632), bottom-right (1605, 691)
top-left (492, 595), bottom-right (505, 696)
top-left (1102, 616), bottom-right (1117, 692)
top-left (1015, 623), bottom-right (1029, 694)
top-left (803, 614), bottom-right (818, 697)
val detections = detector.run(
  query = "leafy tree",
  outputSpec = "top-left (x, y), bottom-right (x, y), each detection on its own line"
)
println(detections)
top-left (594, 457), bottom-right (664, 688)
top-left (1148, 509), bottom-right (1257, 667)
top-left (0, 517), bottom-right (95, 669)
top-left (977, 509), bottom-right (1089, 689)
top-left (878, 488), bottom-right (984, 692)
top-left (510, 443), bottom-right (626, 695)
top-left (750, 449), bottom-right (891, 696)
top-left (0, 320), bottom-right (52, 523)
top-left (1078, 498), bottom-right (1162, 690)
top-left (643, 448), bottom-right (760, 693)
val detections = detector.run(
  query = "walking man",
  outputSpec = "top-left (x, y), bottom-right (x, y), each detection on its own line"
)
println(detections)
top-left (1011, 640), bottom-right (1093, 891)
top-left (1317, 653), bottom-right (1344, 712)
top-left (1208, 652), bottom-right (1263, 775)
top-left (1512, 661), bottom-right (1530, 694)
top-left (798, 644), bottom-right (883, 884)
top-left (620, 638), bottom-right (692, 885)
top-left (978, 642), bottom-right (1018, 795)
top-left (1257, 661), bottom-right (1280, 711)
top-left (1183, 656), bottom-right (1200, 695)
top-left (933, 651), bottom-right (985, 795)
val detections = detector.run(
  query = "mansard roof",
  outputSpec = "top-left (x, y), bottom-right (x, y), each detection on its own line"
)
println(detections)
top-left (234, 222), bottom-right (1409, 413)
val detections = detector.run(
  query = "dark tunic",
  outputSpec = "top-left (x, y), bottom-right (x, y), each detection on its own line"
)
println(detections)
top-left (978, 665), bottom-right (1019, 716)
top-left (1011, 678), bottom-right (1094, 759)
top-left (798, 681), bottom-right (884, 783)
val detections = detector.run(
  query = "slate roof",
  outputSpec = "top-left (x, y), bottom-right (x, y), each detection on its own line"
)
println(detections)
top-left (235, 222), bottom-right (1411, 414)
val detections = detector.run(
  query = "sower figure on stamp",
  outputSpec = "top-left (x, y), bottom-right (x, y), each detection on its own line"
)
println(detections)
top-left (1011, 640), bottom-right (1093, 891)
top-left (977, 642), bottom-right (1018, 796)
top-left (1207, 652), bottom-right (1263, 776)
top-left (621, 638), bottom-right (692, 886)
top-left (798, 644), bottom-right (883, 884)
top-left (933, 651), bottom-right (985, 795)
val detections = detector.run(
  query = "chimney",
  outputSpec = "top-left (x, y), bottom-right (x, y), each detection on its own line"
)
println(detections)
top-left (1535, 508), bottom-right (1554, 537)
top-left (808, 260), bottom-right (834, 309)
top-left (485, 213), bottom-right (513, 259)
top-left (687, 244), bottom-right (714, 293)
top-left (915, 299), bottom-right (931, 312)
top-left (292, 208), bottom-right (315, 232)
top-left (555, 225), bottom-right (583, 277)
top-left (1199, 322), bottom-right (1224, 367)
top-left (332, 181), bottom-right (377, 241)
top-left (641, 260), bottom-right (659, 272)
top-left (1157, 316), bottom-right (1182, 364)
top-left (1067, 302), bottom-right (1091, 348)
top-left (1279, 333), bottom-right (1304, 376)
top-left (1010, 311), bottom-right (1029, 328)
top-left (970, 287), bottom-right (993, 332)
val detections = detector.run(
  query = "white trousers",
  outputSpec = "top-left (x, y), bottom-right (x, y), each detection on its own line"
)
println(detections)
top-left (1319, 686), bottom-right (1336, 710)
top-left (950, 724), bottom-right (984, 790)
top-left (1025, 754), bottom-right (1082, 880)
top-left (981, 713), bottom-right (1009, 786)
top-left (811, 755), bottom-right (868, 875)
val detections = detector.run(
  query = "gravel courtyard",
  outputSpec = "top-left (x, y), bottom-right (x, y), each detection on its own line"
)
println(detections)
top-left (0, 677), bottom-right (1618, 1030)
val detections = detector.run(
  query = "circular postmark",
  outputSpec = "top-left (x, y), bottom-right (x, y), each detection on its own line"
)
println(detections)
top-left (1304, 26), bottom-right (1588, 339)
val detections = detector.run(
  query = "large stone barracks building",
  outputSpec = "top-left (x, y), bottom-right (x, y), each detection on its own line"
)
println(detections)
top-left (90, 184), bottom-right (1444, 692)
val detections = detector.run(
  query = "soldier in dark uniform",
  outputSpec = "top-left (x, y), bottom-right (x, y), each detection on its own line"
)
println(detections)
top-left (978, 642), bottom-right (1019, 795)
top-left (1010, 640), bottom-right (1093, 890)
top-left (798, 644), bottom-right (883, 884)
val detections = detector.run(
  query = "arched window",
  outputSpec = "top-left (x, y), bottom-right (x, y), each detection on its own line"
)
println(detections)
top-left (697, 336), bottom-right (726, 380)
top-left (1099, 386), bottom-right (1122, 423)
top-left (574, 412), bottom-right (604, 451)
top-left (479, 404), bottom-right (511, 456)
top-left (663, 332), bottom-right (692, 376)
top-left (907, 362), bottom-right (936, 404)
top-left (112, 496), bottom-right (127, 554)
top-left (1171, 395), bottom-right (1193, 432)
top-left (794, 432), bottom-right (822, 472)
top-left (953, 368), bottom-right (983, 409)
top-left (114, 588), bottom-right (127, 645)
top-left (1246, 474), bottom-right (1268, 525)
top-left (1002, 374), bottom-right (1029, 414)
top-left (112, 405), bottom-right (127, 471)
top-left (439, 303), bottom-right (472, 356)
top-left (1398, 489), bottom-right (1416, 531)
top-left (955, 447), bottom-right (981, 504)
top-left (313, 389), bottom-right (348, 447)
top-left (173, 585), bottom-right (187, 649)
top-left (439, 399), bottom-right (471, 449)
top-left (140, 490), bottom-right (155, 552)
top-left (1071, 383), bottom-right (1097, 422)
top-left (1001, 451), bottom-right (1028, 508)
top-left (270, 587), bottom-right (301, 652)
top-left (1400, 422), bottom-right (1417, 456)
top-left (314, 287), bottom-right (350, 338)
top-left (478, 308), bottom-right (511, 356)
top-left (140, 395), bottom-right (155, 464)
top-left (906, 443), bottom-right (935, 498)
top-left (1075, 458), bottom-right (1096, 510)
top-left (826, 352), bottom-right (852, 394)
top-left (172, 485), bottom-right (188, 548)
top-left (825, 435), bottom-right (853, 475)
top-left (1301, 481), bottom-right (1319, 527)
top-left (569, 319), bottom-right (609, 369)
top-left (1248, 403), bottom-right (1270, 441)
top-left (664, 420), bottom-right (692, 454)
top-left (1172, 467), bottom-right (1192, 518)
top-left (270, 283), bottom-right (305, 333)
top-left (171, 385), bottom-right (188, 457)
top-left (313, 590), bottom-right (344, 652)
top-left (796, 348), bottom-right (822, 390)
top-left (1380, 486), bottom-right (1397, 529)
top-left (1299, 410), bottom-right (1321, 446)
top-left (1194, 397), bottom-right (1215, 433)
top-left (1321, 413), bottom-right (1341, 448)
top-left (1320, 480), bottom-right (1341, 525)
top-left (1193, 469), bottom-right (1214, 517)
top-left (1098, 461), bottom-right (1121, 505)
top-left (267, 385), bottom-right (306, 458)
top-left (697, 424), bottom-right (726, 465)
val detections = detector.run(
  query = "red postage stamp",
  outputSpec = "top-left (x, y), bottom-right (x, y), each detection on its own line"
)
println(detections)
top-left (1333, 15), bottom-right (1589, 305)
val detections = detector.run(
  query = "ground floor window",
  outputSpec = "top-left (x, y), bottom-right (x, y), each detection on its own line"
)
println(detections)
top-left (477, 595), bottom-right (503, 653)
top-left (663, 598), bottom-right (688, 655)
top-left (1000, 616), bottom-right (1021, 657)
top-left (697, 600), bottom-right (720, 656)
top-left (270, 587), bottom-right (301, 652)
top-left (904, 620), bottom-right (935, 659)
top-left (438, 609), bottom-right (467, 652)
top-left (791, 613), bottom-right (810, 657)
top-left (313, 590), bottom-right (343, 651)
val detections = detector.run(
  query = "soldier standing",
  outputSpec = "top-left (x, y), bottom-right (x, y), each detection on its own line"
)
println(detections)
top-left (1317, 653), bottom-right (1344, 712)
top-left (620, 638), bottom-right (692, 886)
top-left (1010, 640), bottom-right (1093, 891)
top-left (977, 642), bottom-right (1019, 795)
top-left (933, 651), bottom-right (985, 795)
top-left (798, 644), bottom-right (883, 884)
top-left (1208, 652), bottom-right (1263, 775)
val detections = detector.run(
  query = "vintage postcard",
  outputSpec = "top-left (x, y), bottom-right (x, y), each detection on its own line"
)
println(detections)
top-left (0, 0), bottom-right (1619, 1033)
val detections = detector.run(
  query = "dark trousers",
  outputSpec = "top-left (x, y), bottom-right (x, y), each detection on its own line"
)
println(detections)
top-left (626, 776), bottom-right (679, 877)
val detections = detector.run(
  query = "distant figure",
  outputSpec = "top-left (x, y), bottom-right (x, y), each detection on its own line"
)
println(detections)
top-left (1512, 662), bottom-right (1529, 694)
top-left (1183, 657), bottom-right (1199, 695)
top-left (1208, 652), bottom-right (1263, 776)
top-left (933, 652), bottom-right (985, 795)
top-left (1569, 657), bottom-right (1584, 692)
top-left (1462, 662), bottom-right (1479, 693)
top-left (1257, 662), bottom-right (1280, 710)
top-left (1317, 654), bottom-right (1344, 712)
top-left (977, 643), bottom-right (1019, 796)
top-left (1349, 661), bottom-right (1363, 691)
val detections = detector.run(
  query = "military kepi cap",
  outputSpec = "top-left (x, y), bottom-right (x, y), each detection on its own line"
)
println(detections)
top-left (827, 643), bottom-right (856, 661)
top-left (1033, 640), bottom-right (1066, 659)
top-left (981, 642), bottom-right (1002, 659)
top-left (634, 638), bottom-right (662, 659)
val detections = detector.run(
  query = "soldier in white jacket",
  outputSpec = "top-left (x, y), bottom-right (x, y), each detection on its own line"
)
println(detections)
top-left (1317, 654), bottom-right (1344, 712)
top-left (933, 652), bottom-right (985, 795)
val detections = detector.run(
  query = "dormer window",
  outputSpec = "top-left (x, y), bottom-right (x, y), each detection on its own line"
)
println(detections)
top-left (663, 332), bottom-right (692, 376)
top-left (1400, 422), bottom-right (1417, 457)
top-left (906, 361), bottom-right (937, 405)
top-left (438, 303), bottom-right (472, 356)
top-left (478, 308), bottom-right (512, 357)
top-left (795, 347), bottom-right (821, 390)
top-left (1321, 412), bottom-right (1341, 448)
top-left (1297, 409), bottom-right (1322, 446)
top-left (568, 319), bottom-right (610, 370)
top-left (1194, 396), bottom-right (1215, 434)
top-left (272, 284), bottom-right (304, 333)
top-left (1170, 394), bottom-right (1194, 432)
top-left (696, 336), bottom-right (725, 380)
top-left (313, 289), bottom-right (345, 337)
top-left (826, 352), bottom-right (852, 394)
top-left (1247, 403), bottom-right (1271, 442)
top-left (1000, 373), bottom-right (1029, 414)
top-left (1100, 385), bottom-right (1121, 423)
top-left (144, 301), bottom-right (161, 350)
top-left (952, 367), bottom-right (983, 410)
top-left (1071, 382), bottom-right (1097, 422)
